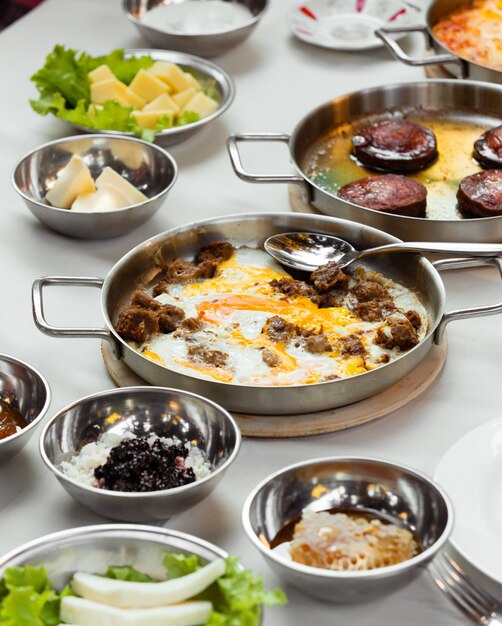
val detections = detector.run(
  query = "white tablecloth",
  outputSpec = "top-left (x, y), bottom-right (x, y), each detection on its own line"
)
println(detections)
top-left (1, 0), bottom-right (500, 623)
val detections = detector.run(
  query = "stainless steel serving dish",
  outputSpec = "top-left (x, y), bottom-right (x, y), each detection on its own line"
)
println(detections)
top-left (40, 386), bottom-right (240, 523)
top-left (228, 80), bottom-right (502, 243)
top-left (242, 457), bottom-right (453, 603)
top-left (0, 524), bottom-right (228, 586)
top-left (12, 134), bottom-right (177, 239)
top-left (124, 0), bottom-right (268, 58)
top-left (72, 49), bottom-right (234, 146)
top-left (375, 0), bottom-right (502, 84)
top-left (31, 212), bottom-right (502, 415)
top-left (0, 354), bottom-right (51, 462)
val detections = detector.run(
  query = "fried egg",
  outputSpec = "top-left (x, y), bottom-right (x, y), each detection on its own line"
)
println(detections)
top-left (141, 247), bottom-right (428, 386)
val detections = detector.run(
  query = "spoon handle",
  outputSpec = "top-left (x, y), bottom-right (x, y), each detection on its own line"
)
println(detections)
top-left (360, 242), bottom-right (502, 259)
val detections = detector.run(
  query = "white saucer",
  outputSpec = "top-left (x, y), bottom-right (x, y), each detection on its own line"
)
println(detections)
top-left (435, 417), bottom-right (502, 595)
top-left (289, 0), bottom-right (420, 51)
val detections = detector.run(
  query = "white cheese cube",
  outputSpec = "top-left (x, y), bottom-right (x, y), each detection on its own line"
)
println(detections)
top-left (172, 87), bottom-right (197, 109)
top-left (90, 78), bottom-right (129, 105)
top-left (129, 69), bottom-right (169, 102)
top-left (182, 93), bottom-right (218, 119)
top-left (71, 183), bottom-right (131, 213)
top-left (88, 64), bottom-right (115, 84)
top-left (95, 167), bottom-right (147, 204)
top-left (45, 156), bottom-right (95, 209)
top-left (132, 109), bottom-right (174, 130)
top-left (143, 93), bottom-right (180, 113)
top-left (149, 62), bottom-right (190, 92)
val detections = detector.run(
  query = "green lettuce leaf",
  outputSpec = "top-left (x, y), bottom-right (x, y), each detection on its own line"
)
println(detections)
top-left (175, 110), bottom-right (200, 127)
top-left (103, 566), bottom-right (155, 583)
top-left (31, 45), bottom-right (89, 107)
top-left (163, 552), bottom-right (201, 579)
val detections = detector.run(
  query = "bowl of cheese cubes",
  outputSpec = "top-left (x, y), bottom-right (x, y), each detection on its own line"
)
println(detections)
top-left (30, 46), bottom-right (235, 145)
top-left (12, 134), bottom-right (177, 238)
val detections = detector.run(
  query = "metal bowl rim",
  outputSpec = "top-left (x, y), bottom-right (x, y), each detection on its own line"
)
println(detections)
top-left (122, 0), bottom-right (268, 36)
top-left (290, 78), bottom-right (502, 224)
top-left (66, 49), bottom-right (235, 139)
top-left (0, 523), bottom-right (228, 570)
top-left (100, 210), bottom-right (444, 390)
top-left (11, 133), bottom-right (178, 216)
top-left (0, 352), bottom-right (51, 447)
top-left (242, 455), bottom-right (454, 580)
top-left (39, 385), bottom-right (242, 499)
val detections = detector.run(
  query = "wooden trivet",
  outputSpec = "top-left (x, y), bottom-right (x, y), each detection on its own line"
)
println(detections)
top-left (102, 340), bottom-right (447, 438)
top-left (424, 64), bottom-right (456, 79)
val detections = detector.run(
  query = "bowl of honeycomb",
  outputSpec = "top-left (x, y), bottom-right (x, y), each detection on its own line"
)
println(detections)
top-left (242, 457), bottom-right (452, 602)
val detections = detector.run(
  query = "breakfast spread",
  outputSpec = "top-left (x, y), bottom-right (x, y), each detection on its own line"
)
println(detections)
top-left (60, 431), bottom-right (211, 491)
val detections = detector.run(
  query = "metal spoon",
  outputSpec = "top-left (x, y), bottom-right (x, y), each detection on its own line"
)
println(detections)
top-left (264, 232), bottom-right (502, 272)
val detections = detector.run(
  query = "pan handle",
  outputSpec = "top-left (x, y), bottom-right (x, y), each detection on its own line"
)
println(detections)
top-left (32, 276), bottom-right (121, 359)
top-left (375, 25), bottom-right (467, 78)
top-left (226, 133), bottom-right (311, 203)
top-left (433, 258), bottom-right (502, 345)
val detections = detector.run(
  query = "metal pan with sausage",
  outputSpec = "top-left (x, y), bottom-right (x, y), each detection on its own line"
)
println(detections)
top-left (31, 213), bottom-right (502, 416)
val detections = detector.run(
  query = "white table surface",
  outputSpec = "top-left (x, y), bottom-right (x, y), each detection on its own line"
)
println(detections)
top-left (1, 0), bottom-right (501, 623)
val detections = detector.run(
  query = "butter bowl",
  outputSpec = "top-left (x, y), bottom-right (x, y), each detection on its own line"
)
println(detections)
top-left (12, 134), bottom-right (177, 239)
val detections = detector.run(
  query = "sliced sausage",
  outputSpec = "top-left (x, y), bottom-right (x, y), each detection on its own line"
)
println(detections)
top-left (352, 120), bottom-right (438, 172)
top-left (457, 170), bottom-right (502, 217)
top-left (196, 241), bottom-right (234, 264)
top-left (338, 175), bottom-right (427, 217)
top-left (311, 261), bottom-right (349, 293)
top-left (473, 125), bottom-right (502, 169)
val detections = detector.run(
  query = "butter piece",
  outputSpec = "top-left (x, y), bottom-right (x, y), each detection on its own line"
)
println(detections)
top-left (183, 93), bottom-right (218, 118)
top-left (148, 61), bottom-right (190, 92)
top-left (90, 78), bottom-right (129, 105)
top-left (172, 87), bottom-right (197, 109)
top-left (129, 69), bottom-right (169, 102)
top-left (95, 167), bottom-right (147, 204)
top-left (46, 156), bottom-right (95, 209)
top-left (88, 64), bottom-right (115, 84)
top-left (125, 87), bottom-right (146, 110)
top-left (71, 183), bottom-right (131, 213)
top-left (132, 109), bottom-right (174, 130)
top-left (143, 93), bottom-right (180, 113)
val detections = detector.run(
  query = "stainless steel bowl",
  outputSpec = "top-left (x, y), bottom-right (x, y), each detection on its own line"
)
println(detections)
top-left (0, 353), bottom-right (51, 463)
top-left (73, 49), bottom-right (234, 145)
top-left (0, 524), bottom-right (228, 586)
top-left (40, 386), bottom-right (241, 523)
top-left (124, 0), bottom-right (267, 58)
top-left (12, 134), bottom-right (177, 239)
top-left (242, 457), bottom-right (453, 603)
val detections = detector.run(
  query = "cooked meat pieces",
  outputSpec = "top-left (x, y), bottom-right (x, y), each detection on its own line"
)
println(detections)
top-left (116, 291), bottom-right (184, 342)
top-left (352, 120), bottom-right (438, 172)
top-left (355, 299), bottom-right (395, 322)
top-left (338, 334), bottom-right (366, 357)
top-left (311, 261), bottom-right (349, 293)
top-left (316, 293), bottom-right (346, 309)
top-left (262, 348), bottom-right (281, 367)
top-left (376, 314), bottom-right (419, 351)
top-left (303, 333), bottom-right (332, 353)
top-left (457, 170), bottom-right (502, 217)
top-left (165, 258), bottom-right (217, 283)
top-left (179, 317), bottom-right (204, 332)
top-left (405, 309), bottom-right (421, 330)
top-left (264, 316), bottom-right (295, 343)
top-left (473, 125), bottom-right (502, 169)
top-left (196, 241), bottom-right (234, 264)
top-left (187, 344), bottom-right (228, 368)
top-left (270, 277), bottom-right (317, 299)
top-left (116, 306), bottom-right (160, 344)
top-left (338, 175), bottom-right (427, 217)
top-left (351, 280), bottom-right (389, 303)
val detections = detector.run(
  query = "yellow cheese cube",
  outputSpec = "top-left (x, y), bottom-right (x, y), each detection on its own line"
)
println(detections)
top-left (183, 93), bottom-right (218, 119)
top-left (71, 184), bottom-right (131, 213)
top-left (172, 87), bottom-right (197, 109)
top-left (183, 72), bottom-right (202, 90)
top-left (90, 79), bottom-right (129, 105)
top-left (129, 69), bottom-right (169, 102)
top-left (148, 62), bottom-right (190, 92)
top-left (143, 93), bottom-right (180, 113)
top-left (88, 64), bottom-right (115, 84)
top-left (95, 167), bottom-right (147, 205)
top-left (125, 87), bottom-right (146, 110)
top-left (132, 109), bottom-right (174, 130)
top-left (46, 156), bottom-right (95, 209)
